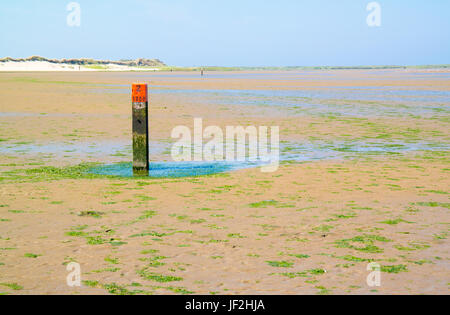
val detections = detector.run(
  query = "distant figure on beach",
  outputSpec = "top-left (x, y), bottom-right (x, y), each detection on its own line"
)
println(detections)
top-left (201, 69), bottom-right (204, 76)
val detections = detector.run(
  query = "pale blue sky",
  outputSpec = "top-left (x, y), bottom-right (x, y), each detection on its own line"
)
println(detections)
top-left (0, 0), bottom-right (449, 66)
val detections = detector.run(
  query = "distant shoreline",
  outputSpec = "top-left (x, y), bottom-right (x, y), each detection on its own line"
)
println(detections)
top-left (0, 56), bottom-right (449, 72)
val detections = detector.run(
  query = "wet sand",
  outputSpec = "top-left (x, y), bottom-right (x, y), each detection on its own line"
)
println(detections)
top-left (0, 69), bottom-right (449, 295)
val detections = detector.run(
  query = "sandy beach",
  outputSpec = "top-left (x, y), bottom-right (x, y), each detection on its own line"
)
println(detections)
top-left (0, 69), bottom-right (449, 295)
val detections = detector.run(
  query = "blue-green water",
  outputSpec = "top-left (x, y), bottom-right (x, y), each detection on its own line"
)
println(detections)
top-left (85, 140), bottom-right (449, 178)
top-left (88, 161), bottom-right (260, 178)
top-left (1, 139), bottom-right (447, 178)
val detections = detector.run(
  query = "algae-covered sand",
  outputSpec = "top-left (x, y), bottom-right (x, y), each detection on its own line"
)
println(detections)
top-left (0, 69), bottom-right (449, 295)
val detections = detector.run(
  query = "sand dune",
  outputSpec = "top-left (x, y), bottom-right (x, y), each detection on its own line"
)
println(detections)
top-left (0, 61), bottom-right (161, 72)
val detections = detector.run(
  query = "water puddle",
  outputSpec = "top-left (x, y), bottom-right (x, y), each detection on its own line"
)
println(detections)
top-left (1, 139), bottom-right (447, 178)
top-left (0, 141), bottom-right (132, 157)
top-left (0, 140), bottom-right (167, 163)
top-left (118, 71), bottom-right (338, 80)
top-left (88, 161), bottom-right (260, 178)
top-left (87, 140), bottom-right (448, 178)
top-left (281, 141), bottom-right (448, 162)
top-left (85, 84), bottom-right (450, 118)
top-left (0, 112), bottom-right (128, 118)
top-left (90, 85), bottom-right (450, 102)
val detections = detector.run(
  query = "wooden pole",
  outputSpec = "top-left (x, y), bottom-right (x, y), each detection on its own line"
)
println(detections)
top-left (132, 83), bottom-right (149, 176)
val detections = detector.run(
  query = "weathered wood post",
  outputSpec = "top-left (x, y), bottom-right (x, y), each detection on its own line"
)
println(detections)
top-left (132, 83), bottom-right (149, 176)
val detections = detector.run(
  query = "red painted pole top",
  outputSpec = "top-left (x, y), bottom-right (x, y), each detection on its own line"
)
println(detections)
top-left (132, 83), bottom-right (148, 102)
